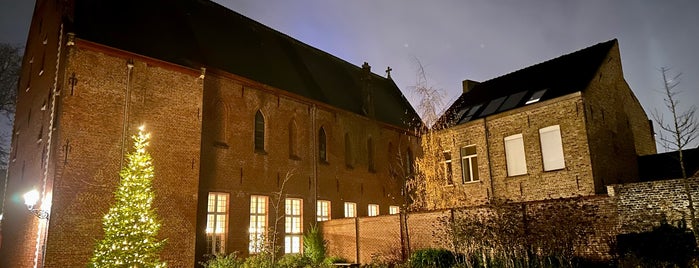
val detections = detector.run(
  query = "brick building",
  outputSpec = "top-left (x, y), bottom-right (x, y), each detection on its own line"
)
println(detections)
top-left (0, 0), bottom-right (421, 267)
top-left (428, 39), bottom-right (656, 209)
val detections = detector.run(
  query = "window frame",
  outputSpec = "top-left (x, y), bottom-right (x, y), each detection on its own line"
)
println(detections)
top-left (367, 204), bottom-right (379, 217)
top-left (249, 195), bottom-right (268, 254)
top-left (504, 133), bottom-right (527, 176)
top-left (206, 192), bottom-right (229, 255)
top-left (539, 125), bottom-right (566, 171)
top-left (344, 202), bottom-right (357, 218)
top-left (254, 110), bottom-right (265, 152)
top-left (389, 206), bottom-right (400, 215)
top-left (443, 151), bottom-right (453, 185)
top-left (316, 200), bottom-right (331, 222)
top-left (460, 145), bottom-right (479, 183)
top-left (284, 198), bottom-right (303, 254)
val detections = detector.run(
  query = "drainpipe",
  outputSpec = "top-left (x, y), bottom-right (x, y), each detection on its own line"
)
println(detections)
top-left (484, 117), bottom-right (495, 202)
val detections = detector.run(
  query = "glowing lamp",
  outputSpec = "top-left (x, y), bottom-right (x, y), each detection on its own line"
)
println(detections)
top-left (23, 189), bottom-right (49, 219)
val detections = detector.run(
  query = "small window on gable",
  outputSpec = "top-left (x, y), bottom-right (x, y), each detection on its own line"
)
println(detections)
top-left (504, 134), bottom-right (527, 176)
top-left (525, 89), bottom-right (547, 105)
top-left (367, 137), bottom-right (375, 172)
top-left (345, 133), bottom-right (353, 168)
top-left (288, 120), bottom-right (298, 159)
top-left (254, 111), bottom-right (265, 152)
top-left (539, 125), bottom-right (565, 171)
top-left (318, 127), bottom-right (327, 162)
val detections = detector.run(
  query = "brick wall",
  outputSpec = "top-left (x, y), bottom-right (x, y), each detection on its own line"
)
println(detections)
top-left (582, 42), bottom-right (656, 192)
top-left (608, 177), bottom-right (699, 233)
top-left (196, 69), bottom-right (418, 260)
top-left (321, 196), bottom-right (617, 264)
top-left (36, 41), bottom-right (204, 268)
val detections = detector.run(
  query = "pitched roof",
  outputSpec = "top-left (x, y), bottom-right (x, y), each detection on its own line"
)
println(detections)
top-left (70, 0), bottom-right (422, 129)
top-left (434, 40), bottom-right (617, 129)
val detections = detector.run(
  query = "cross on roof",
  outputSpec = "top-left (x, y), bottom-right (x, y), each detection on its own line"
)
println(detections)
top-left (386, 66), bottom-right (393, 79)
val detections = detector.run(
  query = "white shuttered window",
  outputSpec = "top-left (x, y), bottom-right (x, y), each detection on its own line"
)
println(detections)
top-left (504, 134), bottom-right (527, 176)
top-left (539, 125), bottom-right (565, 171)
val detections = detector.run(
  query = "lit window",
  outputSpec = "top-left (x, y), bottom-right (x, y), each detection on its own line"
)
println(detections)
top-left (525, 89), bottom-right (547, 105)
top-left (504, 134), bottom-right (527, 176)
top-left (460, 145), bottom-right (479, 183)
top-left (539, 125), bottom-right (565, 171)
top-left (249, 195), bottom-right (268, 254)
top-left (206, 192), bottom-right (229, 255)
top-left (344, 202), bottom-right (357, 218)
top-left (389, 206), bottom-right (400, 215)
top-left (443, 151), bottom-right (453, 185)
top-left (368, 204), bottom-right (379, 216)
top-left (317, 200), bottom-right (331, 222)
top-left (285, 198), bottom-right (303, 254)
top-left (319, 127), bottom-right (327, 162)
top-left (254, 111), bottom-right (265, 152)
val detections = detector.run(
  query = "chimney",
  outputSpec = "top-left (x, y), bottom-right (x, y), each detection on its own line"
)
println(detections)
top-left (462, 79), bottom-right (480, 94)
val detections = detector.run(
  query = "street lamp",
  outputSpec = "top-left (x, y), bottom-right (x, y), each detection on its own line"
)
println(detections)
top-left (23, 190), bottom-right (49, 219)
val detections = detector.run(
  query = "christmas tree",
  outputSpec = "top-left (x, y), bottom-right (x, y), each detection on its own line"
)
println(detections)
top-left (89, 126), bottom-right (167, 268)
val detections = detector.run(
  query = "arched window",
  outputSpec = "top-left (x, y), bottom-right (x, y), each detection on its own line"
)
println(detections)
top-left (254, 110), bottom-right (265, 152)
top-left (288, 120), bottom-right (297, 158)
top-left (318, 127), bottom-right (327, 162)
top-left (345, 133), bottom-right (353, 168)
top-left (367, 137), bottom-right (375, 172)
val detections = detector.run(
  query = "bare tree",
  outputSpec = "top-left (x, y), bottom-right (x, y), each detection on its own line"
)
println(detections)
top-left (409, 58), bottom-right (445, 129)
top-left (652, 67), bottom-right (699, 236)
top-left (652, 67), bottom-right (698, 178)
top-left (0, 43), bottom-right (21, 168)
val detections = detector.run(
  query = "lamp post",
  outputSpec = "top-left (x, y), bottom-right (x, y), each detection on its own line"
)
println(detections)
top-left (23, 190), bottom-right (49, 219)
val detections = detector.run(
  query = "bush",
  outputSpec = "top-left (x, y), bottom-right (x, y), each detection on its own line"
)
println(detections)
top-left (199, 253), bottom-right (244, 268)
top-left (408, 248), bottom-right (455, 268)
top-left (616, 222), bottom-right (698, 267)
top-left (243, 252), bottom-right (275, 268)
top-left (304, 224), bottom-right (327, 265)
top-left (277, 254), bottom-right (313, 268)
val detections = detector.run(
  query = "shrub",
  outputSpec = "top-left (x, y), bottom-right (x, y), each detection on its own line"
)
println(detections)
top-left (243, 252), bottom-right (275, 268)
top-left (408, 248), bottom-right (455, 268)
top-left (616, 222), bottom-right (698, 267)
top-left (277, 254), bottom-right (313, 268)
top-left (304, 224), bottom-right (327, 265)
top-left (199, 253), bottom-right (244, 268)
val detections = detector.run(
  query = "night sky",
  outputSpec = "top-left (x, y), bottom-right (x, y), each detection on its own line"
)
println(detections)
top-left (1, 0), bottom-right (698, 150)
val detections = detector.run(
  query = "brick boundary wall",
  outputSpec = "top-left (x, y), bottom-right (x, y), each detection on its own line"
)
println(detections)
top-left (608, 177), bottom-right (699, 234)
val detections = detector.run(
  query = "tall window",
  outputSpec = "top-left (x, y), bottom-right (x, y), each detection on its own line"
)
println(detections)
top-left (344, 202), bottom-right (357, 218)
top-left (289, 120), bottom-right (298, 158)
top-left (539, 125), bottom-right (565, 171)
top-left (254, 110), bottom-right (265, 152)
top-left (460, 145), bottom-right (479, 183)
top-left (345, 133), bottom-right (353, 168)
top-left (406, 148), bottom-right (414, 175)
top-left (317, 200), bottom-right (331, 222)
top-left (285, 198), bottom-right (303, 254)
top-left (443, 151), bottom-right (453, 185)
top-left (389, 206), bottom-right (400, 215)
top-left (504, 134), bottom-right (527, 176)
top-left (206, 192), bottom-right (229, 255)
top-left (367, 138), bottom-right (375, 172)
top-left (249, 195), bottom-right (268, 254)
top-left (368, 204), bottom-right (379, 216)
top-left (319, 127), bottom-right (327, 162)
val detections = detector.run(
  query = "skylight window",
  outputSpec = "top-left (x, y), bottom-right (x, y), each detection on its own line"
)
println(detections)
top-left (479, 97), bottom-right (507, 117)
top-left (458, 104), bottom-right (482, 124)
top-left (455, 107), bottom-right (469, 122)
top-left (498, 91), bottom-right (527, 112)
top-left (525, 89), bottom-right (547, 105)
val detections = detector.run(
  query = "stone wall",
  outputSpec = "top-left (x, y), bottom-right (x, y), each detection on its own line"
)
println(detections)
top-left (608, 177), bottom-right (699, 233)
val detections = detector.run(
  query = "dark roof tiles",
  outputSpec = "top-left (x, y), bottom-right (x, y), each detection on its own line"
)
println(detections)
top-left (435, 39), bottom-right (617, 128)
top-left (72, 0), bottom-right (421, 129)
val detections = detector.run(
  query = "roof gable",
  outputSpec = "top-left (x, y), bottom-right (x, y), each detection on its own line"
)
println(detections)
top-left (72, 0), bottom-right (421, 129)
top-left (436, 40), bottom-right (617, 128)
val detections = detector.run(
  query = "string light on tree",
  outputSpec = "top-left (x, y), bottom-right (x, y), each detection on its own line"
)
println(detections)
top-left (89, 125), bottom-right (167, 268)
